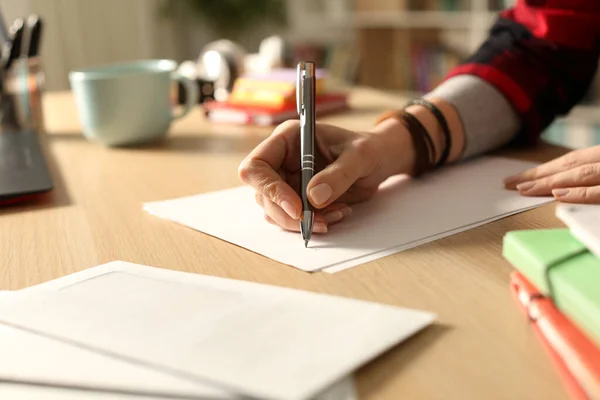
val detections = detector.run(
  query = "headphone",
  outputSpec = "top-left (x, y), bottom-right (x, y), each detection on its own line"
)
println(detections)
top-left (196, 36), bottom-right (286, 101)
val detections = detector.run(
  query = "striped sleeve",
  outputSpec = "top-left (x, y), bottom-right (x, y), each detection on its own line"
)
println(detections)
top-left (444, 0), bottom-right (600, 145)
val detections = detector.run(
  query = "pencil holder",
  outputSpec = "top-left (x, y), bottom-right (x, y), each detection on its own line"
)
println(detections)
top-left (1, 56), bottom-right (46, 132)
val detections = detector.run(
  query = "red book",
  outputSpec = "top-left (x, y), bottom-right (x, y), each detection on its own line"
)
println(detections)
top-left (202, 93), bottom-right (349, 126)
top-left (510, 271), bottom-right (600, 400)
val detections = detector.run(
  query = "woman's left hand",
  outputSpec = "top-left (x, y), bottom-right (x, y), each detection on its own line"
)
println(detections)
top-left (504, 145), bottom-right (600, 204)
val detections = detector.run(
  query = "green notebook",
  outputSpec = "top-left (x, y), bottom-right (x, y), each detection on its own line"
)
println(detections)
top-left (503, 228), bottom-right (600, 347)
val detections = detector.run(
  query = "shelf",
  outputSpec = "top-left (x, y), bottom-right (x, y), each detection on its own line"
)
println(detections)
top-left (349, 11), bottom-right (498, 29)
top-left (286, 11), bottom-right (499, 33)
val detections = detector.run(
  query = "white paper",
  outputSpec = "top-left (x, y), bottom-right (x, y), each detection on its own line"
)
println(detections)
top-left (0, 261), bottom-right (433, 400)
top-left (323, 202), bottom-right (544, 273)
top-left (556, 204), bottom-right (600, 259)
top-left (143, 157), bottom-right (553, 272)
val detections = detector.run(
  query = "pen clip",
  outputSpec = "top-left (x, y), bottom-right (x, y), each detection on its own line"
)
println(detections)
top-left (296, 62), bottom-right (304, 117)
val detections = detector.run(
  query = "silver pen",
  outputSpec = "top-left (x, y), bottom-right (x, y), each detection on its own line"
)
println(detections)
top-left (296, 61), bottom-right (315, 248)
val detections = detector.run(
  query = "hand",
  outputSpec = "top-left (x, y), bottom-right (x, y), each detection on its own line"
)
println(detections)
top-left (504, 145), bottom-right (600, 203)
top-left (238, 119), bottom-right (414, 233)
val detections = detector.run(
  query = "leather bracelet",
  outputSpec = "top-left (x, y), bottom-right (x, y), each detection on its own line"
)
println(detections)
top-left (400, 111), bottom-right (435, 176)
top-left (406, 98), bottom-right (452, 168)
top-left (403, 111), bottom-right (436, 165)
top-left (374, 109), bottom-right (434, 177)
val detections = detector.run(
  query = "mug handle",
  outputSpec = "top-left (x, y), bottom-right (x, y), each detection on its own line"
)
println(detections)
top-left (171, 72), bottom-right (198, 120)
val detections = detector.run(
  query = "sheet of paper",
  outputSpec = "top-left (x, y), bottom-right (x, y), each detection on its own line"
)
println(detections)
top-left (143, 157), bottom-right (553, 272)
top-left (323, 202), bottom-right (544, 273)
top-left (0, 261), bottom-right (433, 400)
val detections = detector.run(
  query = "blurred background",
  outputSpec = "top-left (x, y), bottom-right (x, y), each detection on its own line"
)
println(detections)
top-left (2, 0), bottom-right (600, 147)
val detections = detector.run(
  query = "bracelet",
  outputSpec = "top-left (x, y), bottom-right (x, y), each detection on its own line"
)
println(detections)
top-left (406, 98), bottom-right (452, 168)
top-left (374, 109), bottom-right (434, 177)
top-left (402, 111), bottom-right (437, 169)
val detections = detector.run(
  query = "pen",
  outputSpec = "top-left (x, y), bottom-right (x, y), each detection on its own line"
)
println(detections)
top-left (26, 15), bottom-right (42, 58)
top-left (296, 61), bottom-right (316, 248)
top-left (5, 17), bottom-right (24, 70)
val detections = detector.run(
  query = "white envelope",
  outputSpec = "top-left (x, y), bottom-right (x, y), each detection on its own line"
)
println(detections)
top-left (0, 261), bottom-right (435, 400)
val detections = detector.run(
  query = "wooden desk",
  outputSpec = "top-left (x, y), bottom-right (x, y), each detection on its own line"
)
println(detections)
top-left (0, 89), bottom-right (571, 400)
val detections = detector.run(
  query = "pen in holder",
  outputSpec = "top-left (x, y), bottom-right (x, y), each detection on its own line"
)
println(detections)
top-left (0, 55), bottom-right (45, 132)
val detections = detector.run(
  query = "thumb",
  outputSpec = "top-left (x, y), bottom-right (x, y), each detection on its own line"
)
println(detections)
top-left (307, 143), bottom-right (370, 209)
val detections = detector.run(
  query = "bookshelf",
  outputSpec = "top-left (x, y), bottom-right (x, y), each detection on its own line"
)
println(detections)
top-left (282, 0), bottom-right (600, 147)
top-left (283, 0), bottom-right (516, 93)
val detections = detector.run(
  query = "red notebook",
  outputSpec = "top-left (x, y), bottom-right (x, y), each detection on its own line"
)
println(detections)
top-left (510, 271), bottom-right (600, 400)
top-left (203, 93), bottom-right (349, 126)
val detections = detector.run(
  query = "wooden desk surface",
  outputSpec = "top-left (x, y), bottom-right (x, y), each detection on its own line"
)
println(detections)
top-left (1, 89), bottom-right (571, 400)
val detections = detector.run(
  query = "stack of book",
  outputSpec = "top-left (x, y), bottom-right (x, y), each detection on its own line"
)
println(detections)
top-left (502, 204), bottom-right (600, 400)
top-left (203, 68), bottom-right (349, 126)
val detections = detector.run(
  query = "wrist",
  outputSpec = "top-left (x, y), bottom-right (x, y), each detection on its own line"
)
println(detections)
top-left (368, 116), bottom-right (416, 178)
top-left (404, 97), bottom-right (465, 164)
top-left (369, 97), bottom-right (466, 179)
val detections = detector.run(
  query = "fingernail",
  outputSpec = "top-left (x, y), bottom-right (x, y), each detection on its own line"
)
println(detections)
top-left (310, 183), bottom-right (333, 206)
top-left (281, 201), bottom-right (298, 219)
top-left (552, 189), bottom-right (569, 197)
top-left (504, 175), bottom-right (519, 185)
top-left (340, 206), bottom-right (352, 217)
top-left (325, 210), bottom-right (343, 224)
top-left (516, 181), bottom-right (534, 191)
top-left (313, 222), bottom-right (328, 233)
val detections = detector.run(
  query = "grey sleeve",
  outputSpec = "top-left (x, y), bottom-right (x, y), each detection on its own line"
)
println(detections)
top-left (424, 75), bottom-right (521, 160)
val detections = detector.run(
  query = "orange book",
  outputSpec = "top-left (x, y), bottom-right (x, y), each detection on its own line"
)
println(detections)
top-left (228, 69), bottom-right (326, 108)
top-left (203, 93), bottom-right (348, 126)
top-left (510, 271), bottom-right (600, 400)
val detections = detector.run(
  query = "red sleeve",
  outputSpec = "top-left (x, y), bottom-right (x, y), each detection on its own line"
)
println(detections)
top-left (445, 0), bottom-right (600, 144)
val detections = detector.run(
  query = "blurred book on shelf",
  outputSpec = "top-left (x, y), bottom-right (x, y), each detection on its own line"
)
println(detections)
top-left (348, 0), bottom-right (516, 93)
top-left (356, 27), bottom-right (462, 93)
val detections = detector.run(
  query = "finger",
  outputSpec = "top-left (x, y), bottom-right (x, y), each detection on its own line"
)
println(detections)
top-left (515, 163), bottom-right (600, 196)
top-left (263, 214), bottom-right (327, 228)
top-left (264, 212), bottom-right (330, 230)
top-left (306, 139), bottom-right (375, 209)
top-left (255, 191), bottom-right (264, 207)
top-left (239, 159), bottom-right (301, 219)
top-left (263, 197), bottom-right (327, 233)
top-left (320, 203), bottom-right (353, 225)
top-left (504, 146), bottom-right (600, 189)
top-left (239, 121), bottom-right (302, 218)
top-left (243, 120), bottom-right (301, 170)
top-left (258, 190), bottom-right (351, 225)
top-left (254, 192), bottom-right (328, 224)
top-left (552, 185), bottom-right (600, 204)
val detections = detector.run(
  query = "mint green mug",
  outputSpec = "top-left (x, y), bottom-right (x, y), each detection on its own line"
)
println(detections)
top-left (69, 59), bottom-right (197, 147)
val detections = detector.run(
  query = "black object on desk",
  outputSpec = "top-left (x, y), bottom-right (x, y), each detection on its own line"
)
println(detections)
top-left (25, 15), bottom-right (42, 58)
top-left (0, 130), bottom-right (53, 204)
top-left (4, 17), bottom-right (24, 70)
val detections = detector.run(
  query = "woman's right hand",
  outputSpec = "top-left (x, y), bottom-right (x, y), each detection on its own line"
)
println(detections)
top-left (238, 118), bottom-right (416, 233)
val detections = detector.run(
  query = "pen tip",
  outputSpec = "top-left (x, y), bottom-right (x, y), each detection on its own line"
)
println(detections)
top-left (304, 240), bottom-right (308, 248)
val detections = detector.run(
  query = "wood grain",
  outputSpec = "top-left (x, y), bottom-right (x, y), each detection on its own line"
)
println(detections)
top-left (0, 89), bottom-right (572, 400)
